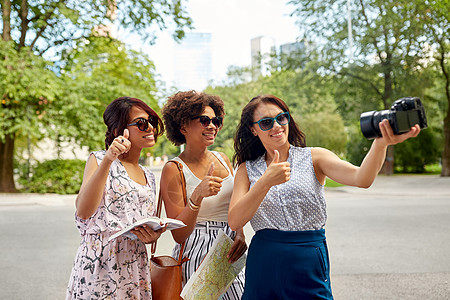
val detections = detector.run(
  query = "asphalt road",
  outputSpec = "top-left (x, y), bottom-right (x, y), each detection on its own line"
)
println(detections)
top-left (0, 174), bottom-right (449, 299)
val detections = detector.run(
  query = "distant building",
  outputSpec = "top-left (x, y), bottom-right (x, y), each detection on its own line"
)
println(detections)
top-left (280, 41), bottom-right (306, 58)
top-left (172, 32), bottom-right (213, 91)
top-left (279, 40), bottom-right (308, 69)
top-left (250, 36), bottom-right (276, 80)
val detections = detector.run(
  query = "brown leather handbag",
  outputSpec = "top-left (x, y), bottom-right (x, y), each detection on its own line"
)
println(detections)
top-left (150, 161), bottom-right (189, 300)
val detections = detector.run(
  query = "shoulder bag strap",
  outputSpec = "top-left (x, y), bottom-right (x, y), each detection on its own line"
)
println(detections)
top-left (151, 160), bottom-right (188, 265)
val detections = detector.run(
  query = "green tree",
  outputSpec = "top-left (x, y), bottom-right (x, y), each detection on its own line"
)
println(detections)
top-left (0, 39), bottom-right (61, 192)
top-left (415, 1), bottom-right (450, 176)
top-left (288, 0), bottom-right (447, 174)
top-left (0, 0), bottom-right (191, 192)
top-left (205, 66), bottom-right (347, 161)
top-left (57, 35), bottom-right (161, 151)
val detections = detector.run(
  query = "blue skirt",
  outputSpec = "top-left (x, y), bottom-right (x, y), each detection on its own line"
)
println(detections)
top-left (242, 228), bottom-right (333, 300)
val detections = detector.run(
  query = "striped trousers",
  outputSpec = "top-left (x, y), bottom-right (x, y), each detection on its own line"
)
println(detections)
top-left (171, 221), bottom-right (245, 300)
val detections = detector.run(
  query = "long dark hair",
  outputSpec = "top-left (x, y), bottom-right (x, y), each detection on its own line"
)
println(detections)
top-left (233, 95), bottom-right (306, 165)
top-left (103, 96), bottom-right (164, 149)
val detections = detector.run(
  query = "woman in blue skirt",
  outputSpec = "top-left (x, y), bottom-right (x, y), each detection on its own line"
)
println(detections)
top-left (228, 95), bottom-right (420, 299)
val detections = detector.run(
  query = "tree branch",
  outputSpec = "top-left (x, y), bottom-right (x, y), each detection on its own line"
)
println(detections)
top-left (29, 8), bottom-right (55, 51)
top-left (359, 0), bottom-right (382, 56)
top-left (337, 69), bottom-right (383, 99)
top-left (18, 0), bottom-right (29, 50)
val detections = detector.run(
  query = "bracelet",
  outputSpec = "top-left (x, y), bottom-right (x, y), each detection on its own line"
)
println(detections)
top-left (188, 198), bottom-right (200, 211)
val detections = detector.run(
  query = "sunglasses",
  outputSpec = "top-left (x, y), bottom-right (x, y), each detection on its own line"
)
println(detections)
top-left (253, 111), bottom-right (290, 131)
top-left (127, 117), bottom-right (154, 132)
top-left (191, 115), bottom-right (223, 128)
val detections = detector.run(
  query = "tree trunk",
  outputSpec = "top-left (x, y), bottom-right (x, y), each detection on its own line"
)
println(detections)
top-left (2, 0), bottom-right (11, 41)
top-left (380, 145), bottom-right (394, 176)
top-left (441, 114), bottom-right (450, 176)
top-left (0, 134), bottom-right (17, 192)
top-left (380, 53), bottom-right (394, 175)
top-left (438, 37), bottom-right (450, 177)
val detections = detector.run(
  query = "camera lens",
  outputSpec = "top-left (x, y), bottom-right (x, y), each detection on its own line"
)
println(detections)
top-left (360, 97), bottom-right (427, 140)
top-left (360, 110), bottom-right (390, 139)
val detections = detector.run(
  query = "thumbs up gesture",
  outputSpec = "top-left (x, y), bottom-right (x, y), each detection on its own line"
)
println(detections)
top-left (192, 162), bottom-right (223, 201)
top-left (264, 150), bottom-right (291, 186)
top-left (106, 128), bottom-right (131, 161)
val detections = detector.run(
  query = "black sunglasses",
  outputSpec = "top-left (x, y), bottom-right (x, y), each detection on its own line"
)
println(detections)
top-left (191, 115), bottom-right (223, 128)
top-left (127, 117), bottom-right (154, 132)
top-left (253, 112), bottom-right (290, 131)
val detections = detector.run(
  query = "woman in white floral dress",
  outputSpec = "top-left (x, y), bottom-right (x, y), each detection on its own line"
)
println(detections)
top-left (66, 97), bottom-right (165, 299)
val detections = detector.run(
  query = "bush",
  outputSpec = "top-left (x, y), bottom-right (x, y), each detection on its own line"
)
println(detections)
top-left (346, 122), bottom-right (372, 165)
top-left (300, 111), bottom-right (347, 156)
top-left (18, 159), bottom-right (85, 194)
top-left (394, 128), bottom-right (440, 173)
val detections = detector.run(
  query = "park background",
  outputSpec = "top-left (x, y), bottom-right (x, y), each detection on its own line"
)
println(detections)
top-left (1, 1), bottom-right (450, 299)
top-left (1, 0), bottom-right (449, 194)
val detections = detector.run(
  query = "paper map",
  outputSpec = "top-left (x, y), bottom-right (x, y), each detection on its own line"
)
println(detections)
top-left (181, 230), bottom-right (246, 300)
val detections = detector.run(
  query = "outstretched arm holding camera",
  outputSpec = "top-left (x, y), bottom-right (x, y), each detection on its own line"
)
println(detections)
top-left (312, 119), bottom-right (421, 189)
top-left (228, 94), bottom-right (423, 299)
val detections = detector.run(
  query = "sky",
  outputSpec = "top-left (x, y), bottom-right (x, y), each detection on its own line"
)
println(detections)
top-left (119, 0), bottom-right (301, 88)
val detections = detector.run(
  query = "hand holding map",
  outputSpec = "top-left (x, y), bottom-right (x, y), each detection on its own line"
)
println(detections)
top-left (181, 230), bottom-right (247, 300)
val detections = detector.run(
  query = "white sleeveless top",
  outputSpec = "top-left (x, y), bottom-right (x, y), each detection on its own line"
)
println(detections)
top-left (172, 151), bottom-right (233, 222)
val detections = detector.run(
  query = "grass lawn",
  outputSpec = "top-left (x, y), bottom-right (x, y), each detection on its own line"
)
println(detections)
top-left (325, 178), bottom-right (344, 188)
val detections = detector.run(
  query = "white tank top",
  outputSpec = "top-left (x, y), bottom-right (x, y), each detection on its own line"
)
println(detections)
top-left (172, 151), bottom-right (233, 222)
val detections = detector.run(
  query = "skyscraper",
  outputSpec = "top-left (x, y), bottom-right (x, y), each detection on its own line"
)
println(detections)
top-left (172, 32), bottom-right (213, 91)
top-left (250, 36), bottom-right (276, 80)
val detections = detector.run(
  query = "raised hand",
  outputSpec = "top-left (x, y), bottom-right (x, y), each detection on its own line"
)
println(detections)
top-left (106, 128), bottom-right (131, 161)
top-left (263, 150), bottom-right (291, 186)
top-left (378, 119), bottom-right (420, 147)
top-left (193, 162), bottom-right (223, 200)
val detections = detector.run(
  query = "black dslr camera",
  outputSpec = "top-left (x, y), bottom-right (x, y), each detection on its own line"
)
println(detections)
top-left (360, 97), bottom-right (427, 139)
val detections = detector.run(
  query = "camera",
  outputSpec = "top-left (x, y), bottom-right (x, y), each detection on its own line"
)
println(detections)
top-left (360, 97), bottom-right (427, 139)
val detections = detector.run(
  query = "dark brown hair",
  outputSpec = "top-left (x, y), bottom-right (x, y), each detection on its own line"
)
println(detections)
top-left (103, 96), bottom-right (164, 149)
top-left (233, 94), bottom-right (306, 165)
top-left (161, 90), bottom-right (225, 146)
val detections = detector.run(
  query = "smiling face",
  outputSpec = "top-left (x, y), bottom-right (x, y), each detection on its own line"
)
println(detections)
top-left (127, 106), bottom-right (156, 149)
top-left (251, 102), bottom-right (289, 149)
top-left (183, 106), bottom-right (220, 147)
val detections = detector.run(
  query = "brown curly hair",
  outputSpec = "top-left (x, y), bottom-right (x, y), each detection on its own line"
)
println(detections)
top-left (161, 90), bottom-right (225, 146)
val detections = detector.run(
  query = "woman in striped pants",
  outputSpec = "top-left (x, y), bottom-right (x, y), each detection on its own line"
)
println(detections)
top-left (160, 91), bottom-right (247, 299)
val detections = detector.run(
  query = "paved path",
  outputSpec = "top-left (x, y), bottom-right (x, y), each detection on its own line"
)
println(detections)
top-left (0, 174), bottom-right (449, 299)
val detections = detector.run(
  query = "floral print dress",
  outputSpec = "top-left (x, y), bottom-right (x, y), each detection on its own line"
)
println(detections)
top-left (66, 150), bottom-right (156, 299)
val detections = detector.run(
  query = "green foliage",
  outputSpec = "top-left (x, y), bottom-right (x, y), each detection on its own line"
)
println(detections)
top-left (1, 0), bottom-right (192, 191)
top-left (2, 1), bottom-right (192, 55)
top-left (17, 159), bottom-right (85, 194)
top-left (151, 134), bottom-right (181, 158)
top-left (57, 36), bottom-right (161, 151)
top-left (345, 122), bottom-right (373, 165)
top-left (394, 128), bottom-right (440, 173)
top-left (300, 111), bottom-right (347, 155)
top-left (423, 163), bottom-right (442, 175)
top-left (325, 178), bottom-right (344, 188)
top-left (288, 0), bottom-right (448, 173)
top-left (0, 40), bottom-right (62, 143)
top-left (206, 65), bottom-right (348, 160)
